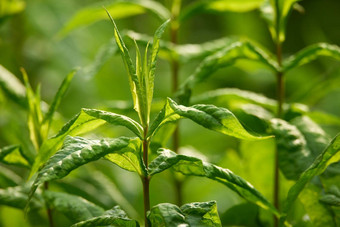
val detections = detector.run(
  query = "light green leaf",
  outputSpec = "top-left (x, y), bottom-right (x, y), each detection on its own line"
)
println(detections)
top-left (260, 0), bottom-right (299, 43)
top-left (148, 201), bottom-right (221, 227)
top-left (299, 184), bottom-right (336, 227)
top-left (0, 186), bottom-right (42, 210)
top-left (0, 64), bottom-right (26, 107)
top-left (148, 98), bottom-right (270, 141)
top-left (280, 134), bottom-right (340, 225)
top-left (71, 205), bottom-right (140, 227)
top-left (41, 70), bottom-right (76, 134)
top-left (180, 0), bottom-right (264, 22)
top-left (0, 0), bottom-right (25, 18)
top-left (58, 0), bottom-right (170, 38)
top-left (43, 191), bottom-right (105, 222)
top-left (149, 149), bottom-right (279, 216)
top-left (30, 108), bottom-right (143, 178)
top-left (178, 41), bottom-right (278, 103)
top-left (283, 43), bottom-right (340, 72)
top-left (0, 145), bottom-right (30, 167)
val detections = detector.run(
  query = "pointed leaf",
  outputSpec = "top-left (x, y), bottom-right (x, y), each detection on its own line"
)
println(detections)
top-left (30, 108), bottom-right (143, 178)
top-left (148, 201), bottom-right (221, 227)
top-left (180, 0), bottom-right (264, 22)
top-left (71, 205), bottom-right (140, 227)
top-left (0, 64), bottom-right (26, 107)
top-left (31, 136), bottom-right (142, 195)
top-left (149, 149), bottom-right (279, 216)
top-left (0, 145), bottom-right (30, 167)
top-left (43, 191), bottom-right (105, 222)
top-left (148, 98), bottom-right (270, 141)
top-left (178, 41), bottom-right (278, 103)
top-left (58, 0), bottom-right (170, 38)
top-left (42, 70), bottom-right (76, 130)
top-left (281, 134), bottom-right (340, 225)
top-left (283, 43), bottom-right (340, 72)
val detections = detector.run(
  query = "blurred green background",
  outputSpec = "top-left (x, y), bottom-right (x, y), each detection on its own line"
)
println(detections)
top-left (1, 0), bottom-right (340, 226)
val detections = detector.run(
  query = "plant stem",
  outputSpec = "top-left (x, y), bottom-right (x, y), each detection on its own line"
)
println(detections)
top-left (44, 182), bottom-right (54, 227)
top-left (142, 126), bottom-right (150, 227)
top-left (274, 41), bottom-right (284, 227)
top-left (170, 0), bottom-right (183, 207)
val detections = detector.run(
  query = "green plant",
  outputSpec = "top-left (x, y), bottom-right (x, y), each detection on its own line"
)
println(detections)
top-left (25, 11), bottom-right (283, 226)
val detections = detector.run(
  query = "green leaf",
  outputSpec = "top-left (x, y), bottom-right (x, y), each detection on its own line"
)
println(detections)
top-left (191, 88), bottom-right (277, 112)
top-left (30, 108), bottom-right (143, 178)
top-left (41, 70), bottom-right (76, 135)
top-left (43, 191), bottom-right (105, 222)
top-left (0, 145), bottom-right (30, 167)
top-left (299, 184), bottom-right (336, 227)
top-left (270, 118), bottom-right (314, 180)
top-left (320, 186), bottom-right (340, 207)
top-left (148, 98), bottom-right (270, 141)
top-left (31, 136), bottom-right (142, 194)
top-left (179, 0), bottom-right (264, 22)
top-left (280, 134), bottom-right (340, 225)
top-left (149, 149), bottom-right (279, 216)
top-left (0, 64), bottom-right (26, 107)
top-left (283, 43), bottom-right (340, 72)
top-left (0, 165), bottom-right (22, 187)
top-left (260, 0), bottom-right (299, 43)
top-left (71, 205), bottom-right (140, 227)
top-left (58, 0), bottom-right (170, 38)
top-left (126, 30), bottom-right (235, 63)
top-left (148, 201), bottom-right (221, 226)
top-left (0, 0), bottom-right (25, 19)
top-left (0, 186), bottom-right (42, 210)
top-left (220, 203), bottom-right (260, 226)
top-left (177, 41), bottom-right (278, 103)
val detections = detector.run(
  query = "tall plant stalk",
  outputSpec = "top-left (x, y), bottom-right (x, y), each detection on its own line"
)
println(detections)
top-left (142, 126), bottom-right (150, 227)
top-left (170, 0), bottom-right (183, 206)
top-left (273, 1), bottom-right (284, 226)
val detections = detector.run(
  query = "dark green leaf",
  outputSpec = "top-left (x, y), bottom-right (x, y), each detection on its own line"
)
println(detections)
top-left (148, 98), bottom-right (271, 141)
top-left (283, 43), bottom-right (340, 72)
top-left (58, 0), bottom-right (170, 38)
top-left (177, 41), bottom-right (278, 103)
top-left (220, 203), bottom-right (260, 226)
top-left (31, 136), bottom-right (142, 194)
top-left (280, 134), bottom-right (340, 225)
top-left (42, 70), bottom-right (76, 132)
top-left (149, 149), bottom-right (279, 216)
top-left (43, 191), bottom-right (105, 222)
top-left (0, 64), bottom-right (26, 107)
top-left (0, 186), bottom-right (42, 210)
top-left (148, 201), bottom-right (221, 226)
top-left (0, 166), bottom-right (22, 187)
top-left (71, 205), bottom-right (140, 227)
top-left (180, 0), bottom-right (264, 22)
top-left (0, 145), bottom-right (30, 167)
top-left (30, 108), bottom-right (143, 178)
top-left (320, 186), bottom-right (340, 207)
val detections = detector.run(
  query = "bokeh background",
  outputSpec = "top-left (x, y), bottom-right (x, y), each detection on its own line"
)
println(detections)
top-left (1, 0), bottom-right (340, 226)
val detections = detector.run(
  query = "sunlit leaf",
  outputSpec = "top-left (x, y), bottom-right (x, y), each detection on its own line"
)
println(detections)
top-left (43, 191), bottom-right (105, 222)
top-left (30, 136), bottom-right (143, 202)
top-left (283, 43), bottom-right (340, 72)
top-left (58, 0), bottom-right (170, 38)
top-left (148, 201), bottom-right (221, 226)
top-left (280, 134), bottom-right (340, 225)
top-left (0, 0), bottom-right (25, 19)
top-left (149, 149), bottom-right (279, 216)
top-left (0, 64), bottom-right (26, 107)
top-left (148, 98), bottom-right (271, 141)
top-left (260, 0), bottom-right (299, 43)
top-left (71, 205), bottom-right (140, 227)
top-left (0, 145), bottom-right (30, 167)
top-left (180, 0), bottom-right (264, 22)
top-left (30, 108), bottom-right (143, 178)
